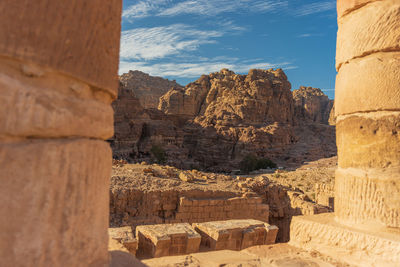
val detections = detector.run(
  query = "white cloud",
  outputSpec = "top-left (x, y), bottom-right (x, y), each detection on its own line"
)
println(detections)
top-left (294, 1), bottom-right (336, 17)
top-left (119, 58), bottom-right (296, 78)
top-left (122, 0), bottom-right (170, 18)
top-left (123, 0), bottom-right (288, 19)
top-left (296, 33), bottom-right (323, 38)
top-left (120, 24), bottom-right (223, 60)
top-left (298, 33), bottom-right (312, 38)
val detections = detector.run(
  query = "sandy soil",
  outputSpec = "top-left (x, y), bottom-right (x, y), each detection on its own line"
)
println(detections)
top-left (141, 243), bottom-right (350, 267)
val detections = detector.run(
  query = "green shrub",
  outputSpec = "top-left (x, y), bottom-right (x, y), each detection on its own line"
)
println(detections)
top-left (239, 154), bottom-right (277, 174)
top-left (239, 154), bottom-right (258, 174)
top-left (256, 158), bottom-right (277, 170)
top-left (150, 145), bottom-right (167, 164)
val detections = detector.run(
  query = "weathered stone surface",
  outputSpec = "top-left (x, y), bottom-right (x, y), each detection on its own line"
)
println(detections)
top-left (176, 196), bottom-right (269, 223)
top-left (179, 172), bottom-right (195, 182)
top-left (136, 223), bottom-right (201, 258)
top-left (0, 0), bottom-right (122, 95)
top-left (120, 70), bottom-right (183, 109)
top-left (290, 213), bottom-right (400, 266)
top-left (335, 168), bottom-right (400, 228)
top-left (328, 102), bottom-right (336, 125)
top-left (110, 163), bottom-right (331, 243)
top-left (0, 139), bottom-right (111, 267)
top-left (0, 58), bottom-right (114, 139)
top-left (193, 219), bottom-right (278, 251)
top-left (110, 80), bottom-right (188, 162)
top-left (337, 0), bottom-right (381, 18)
top-left (109, 83), bottom-right (147, 158)
top-left (336, 113), bottom-right (400, 169)
top-left (336, 0), bottom-right (400, 69)
top-left (314, 183), bottom-right (334, 210)
top-left (293, 86), bottom-right (334, 124)
top-left (109, 227), bottom-right (138, 255)
top-left (265, 225), bottom-right (279, 245)
top-left (160, 68), bottom-right (294, 124)
top-left (335, 52), bottom-right (400, 115)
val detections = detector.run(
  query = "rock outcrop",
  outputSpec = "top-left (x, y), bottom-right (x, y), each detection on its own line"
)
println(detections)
top-left (293, 86), bottom-right (334, 124)
top-left (110, 83), bottom-right (148, 159)
top-left (110, 82), bottom-right (187, 161)
top-left (120, 70), bottom-right (183, 109)
top-left (111, 69), bottom-right (336, 171)
top-left (158, 68), bottom-right (297, 170)
top-left (160, 68), bottom-right (294, 124)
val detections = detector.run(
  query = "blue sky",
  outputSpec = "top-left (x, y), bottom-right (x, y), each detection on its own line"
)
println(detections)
top-left (120, 0), bottom-right (337, 99)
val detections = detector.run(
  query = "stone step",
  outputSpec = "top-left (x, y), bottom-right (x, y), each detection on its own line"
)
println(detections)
top-left (193, 219), bottom-right (278, 251)
top-left (289, 213), bottom-right (400, 267)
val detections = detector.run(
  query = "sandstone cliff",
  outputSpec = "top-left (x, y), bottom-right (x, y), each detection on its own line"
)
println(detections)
top-left (159, 68), bottom-right (293, 125)
top-left (120, 70), bottom-right (183, 109)
top-left (109, 82), bottom-right (147, 159)
top-left (293, 86), bottom-right (334, 124)
top-left (110, 82), bottom-right (188, 162)
top-left (158, 68), bottom-right (296, 170)
top-left (111, 69), bottom-right (336, 171)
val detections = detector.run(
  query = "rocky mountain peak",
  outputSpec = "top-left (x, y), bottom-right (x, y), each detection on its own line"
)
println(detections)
top-left (119, 70), bottom-right (183, 109)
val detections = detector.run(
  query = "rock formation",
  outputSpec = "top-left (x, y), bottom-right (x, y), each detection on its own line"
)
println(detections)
top-left (328, 102), bottom-right (336, 125)
top-left (160, 68), bottom-right (294, 124)
top-left (111, 68), bottom-right (336, 171)
top-left (293, 86), bottom-right (334, 124)
top-left (120, 70), bottom-right (183, 109)
top-left (110, 82), bottom-right (147, 158)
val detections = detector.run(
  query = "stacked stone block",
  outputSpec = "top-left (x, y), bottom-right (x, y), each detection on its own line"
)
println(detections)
top-left (0, 1), bottom-right (122, 266)
top-left (109, 227), bottom-right (138, 255)
top-left (314, 184), bottom-right (334, 210)
top-left (335, 0), bottom-right (400, 228)
top-left (135, 223), bottom-right (201, 258)
top-left (172, 196), bottom-right (269, 224)
top-left (193, 219), bottom-right (278, 251)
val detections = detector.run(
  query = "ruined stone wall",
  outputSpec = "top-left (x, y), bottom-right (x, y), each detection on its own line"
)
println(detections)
top-left (0, 1), bottom-right (122, 266)
top-left (110, 181), bottom-right (330, 243)
top-left (110, 189), bottom-right (257, 227)
top-left (335, 0), bottom-right (400, 228)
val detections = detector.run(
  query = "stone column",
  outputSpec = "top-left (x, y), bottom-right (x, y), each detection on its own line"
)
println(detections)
top-left (0, 1), bottom-right (121, 266)
top-left (335, 0), bottom-right (400, 228)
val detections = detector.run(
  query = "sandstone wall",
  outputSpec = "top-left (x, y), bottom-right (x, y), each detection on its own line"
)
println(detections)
top-left (0, 1), bottom-right (121, 266)
top-left (335, 0), bottom-right (400, 228)
top-left (314, 183), bottom-right (334, 210)
top-left (110, 177), bottom-right (329, 243)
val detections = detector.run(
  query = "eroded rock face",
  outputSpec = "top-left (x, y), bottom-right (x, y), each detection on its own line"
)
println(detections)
top-left (120, 70), bottom-right (183, 109)
top-left (160, 68), bottom-right (294, 124)
top-left (112, 69), bottom-right (336, 171)
top-left (159, 69), bottom-right (297, 170)
top-left (293, 86), bottom-right (334, 124)
top-left (110, 82), bottom-right (188, 162)
top-left (110, 83), bottom-right (147, 159)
